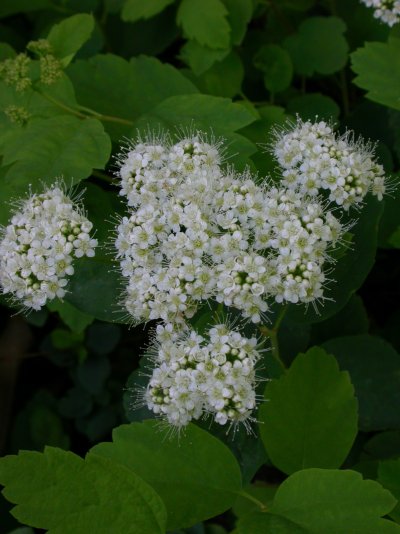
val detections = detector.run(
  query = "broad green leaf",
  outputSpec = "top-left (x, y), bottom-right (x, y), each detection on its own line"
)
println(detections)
top-left (322, 335), bottom-right (400, 431)
top-left (192, 51), bottom-right (244, 98)
top-left (134, 93), bottom-right (257, 168)
top-left (177, 0), bottom-right (231, 50)
top-left (351, 37), bottom-right (400, 111)
top-left (122, 0), bottom-right (175, 22)
top-left (254, 44), bottom-right (292, 94)
top-left (379, 459), bottom-right (400, 522)
top-left (0, 115), bottom-right (111, 187)
top-left (287, 93), bottom-right (340, 121)
top-left (238, 469), bottom-right (400, 534)
top-left (67, 54), bottom-right (198, 140)
top-left (259, 348), bottom-right (358, 474)
top-left (92, 420), bottom-right (242, 529)
top-left (180, 40), bottom-right (229, 75)
top-left (365, 431), bottom-right (400, 460)
top-left (233, 483), bottom-right (277, 518)
top-left (47, 14), bottom-right (95, 67)
top-left (222, 0), bottom-right (253, 45)
top-left (286, 196), bottom-right (383, 323)
top-left (0, 447), bottom-right (167, 533)
top-left (284, 17), bottom-right (348, 76)
top-left (47, 300), bottom-right (94, 334)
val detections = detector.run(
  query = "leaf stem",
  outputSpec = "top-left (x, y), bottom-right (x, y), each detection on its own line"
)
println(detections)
top-left (91, 169), bottom-right (114, 184)
top-left (259, 306), bottom-right (287, 372)
top-left (238, 490), bottom-right (268, 511)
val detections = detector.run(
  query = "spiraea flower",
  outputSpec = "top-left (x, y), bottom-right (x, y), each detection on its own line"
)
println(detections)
top-left (271, 118), bottom-right (386, 209)
top-left (361, 0), bottom-right (400, 26)
top-left (142, 323), bottom-right (262, 428)
top-left (0, 183), bottom-right (97, 310)
top-left (114, 132), bottom-right (345, 326)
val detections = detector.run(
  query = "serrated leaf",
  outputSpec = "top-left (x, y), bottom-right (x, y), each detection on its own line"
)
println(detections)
top-left (254, 44), bottom-right (293, 94)
top-left (0, 447), bottom-right (167, 533)
top-left (259, 347), bottom-right (358, 474)
top-left (177, 0), bottom-right (231, 50)
top-left (0, 115), bottom-right (111, 187)
top-left (122, 0), bottom-right (175, 22)
top-left (47, 14), bottom-right (95, 67)
top-left (378, 459), bottom-right (400, 522)
top-left (351, 37), bottom-right (400, 111)
top-left (67, 54), bottom-right (198, 140)
top-left (92, 420), bottom-right (242, 529)
top-left (238, 469), bottom-right (400, 534)
top-left (47, 300), bottom-right (94, 334)
top-left (180, 40), bottom-right (230, 75)
top-left (133, 93), bottom-right (257, 169)
top-left (322, 335), bottom-right (400, 431)
top-left (222, 0), bottom-right (253, 46)
top-left (284, 17), bottom-right (348, 76)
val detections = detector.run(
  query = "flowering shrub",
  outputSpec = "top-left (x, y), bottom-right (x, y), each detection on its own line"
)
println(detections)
top-left (0, 1), bottom-right (400, 533)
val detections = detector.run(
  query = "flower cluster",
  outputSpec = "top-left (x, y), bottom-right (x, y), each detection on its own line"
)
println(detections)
top-left (0, 184), bottom-right (97, 310)
top-left (271, 118), bottom-right (386, 209)
top-left (361, 0), bottom-right (400, 26)
top-left (143, 323), bottom-right (261, 427)
top-left (115, 132), bottom-right (344, 327)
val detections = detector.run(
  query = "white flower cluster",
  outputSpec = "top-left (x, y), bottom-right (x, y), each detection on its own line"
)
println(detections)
top-left (115, 132), bottom-right (344, 326)
top-left (361, 0), bottom-right (400, 26)
top-left (0, 184), bottom-right (97, 310)
top-left (144, 323), bottom-right (261, 427)
top-left (272, 118), bottom-right (386, 209)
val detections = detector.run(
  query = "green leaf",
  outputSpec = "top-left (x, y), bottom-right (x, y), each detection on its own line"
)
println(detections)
top-left (180, 40), bottom-right (229, 75)
top-left (284, 17), bottom-right (348, 76)
top-left (177, 0), bottom-right (231, 50)
top-left (378, 459), bottom-right (400, 522)
top-left (222, 0), bottom-right (253, 45)
top-left (322, 335), bottom-right (400, 431)
top-left (92, 420), bottom-right (242, 529)
top-left (287, 93), bottom-right (340, 121)
top-left (351, 37), bottom-right (400, 111)
top-left (233, 483), bottom-right (277, 518)
top-left (259, 347), bottom-right (358, 474)
top-left (67, 54), bottom-right (198, 140)
top-left (365, 431), bottom-right (400, 460)
top-left (0, 447), bottom-right (167, 533)
top-left (0, 115), bottom-right (111, 188)
top-left (192, 51), bottom-right (244, 98)
top-left (254, 44), bottom-right (293, 94)
top-left (47, 14), bottom-right (95, 67)
top-left (238, 469), bottom-right (400, 534)
top-left (122, 0), bottom-right (175, 22)
top-left (0, 0), bottom-right (51, 18)
top-left (134, 93), bottom-right (257, 169)
top-left (47, 300), bottom-right (94, 334)
top-left (286, 196), bottom-right (383, 323)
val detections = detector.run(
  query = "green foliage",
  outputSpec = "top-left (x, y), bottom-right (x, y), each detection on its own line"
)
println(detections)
top-left (92, 421), bottom-right (242, 529)
top-left (323, 336), bottom-right (400, 431)
top-left (237, 469), bottom-right (400, 533)
top-left (254, 44), bottom-right (293, 94)
top-left (284, 17), bottom-right (349, 76)
top-left (259, 348), bottom-right (358, 474)
top-left (0, 447), bottom-right (167, 532)
top-left (47, 14), bottom-right (95, 67)
top-left (121, 0), bottom-right (175, 22)
top-left (351, 36), bottom-right (400, 111)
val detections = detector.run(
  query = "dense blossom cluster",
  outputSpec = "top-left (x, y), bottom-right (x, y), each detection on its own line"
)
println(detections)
top-left (143, 323), bottom-right (262, 427)
top-left (0, 184), bottom-right (97, 310)
top-left (361, 0), bottom-right (400, 26)
top-left (272, 119), bottom-right (386, 209)
top-left (115, 132), bottom-right (344, 329)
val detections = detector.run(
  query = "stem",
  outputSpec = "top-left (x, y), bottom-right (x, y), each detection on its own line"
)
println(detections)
top-left (238, 490), bottom-right (268, 511)
top-left (40, 92), bottom-right (134, 126)
top-left (260, 306), bottom-right (287, 372)
top-left (91, 169), bottom-right (114, 184)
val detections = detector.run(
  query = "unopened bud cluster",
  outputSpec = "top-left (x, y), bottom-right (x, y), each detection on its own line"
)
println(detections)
top-left (0, 184), bottom-right (97, 310)
top-left (272, 118), bottom-right (386, 209)
top-left (361, 0), bottom-right (400, 26)
top-left (144, 323), bottom-right (261, 427)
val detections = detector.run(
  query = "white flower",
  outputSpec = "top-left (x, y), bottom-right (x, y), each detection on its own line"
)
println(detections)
top-left (0, 183), bottom-right (97, 310)
top-left (361, 0), bottom-right (400, 26)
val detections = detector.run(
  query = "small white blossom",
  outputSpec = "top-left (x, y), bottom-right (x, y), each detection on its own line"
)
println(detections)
top-left (0, 183), bottom-right (97, 310)
top-left (361, 0), bottom-right (400, 26)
